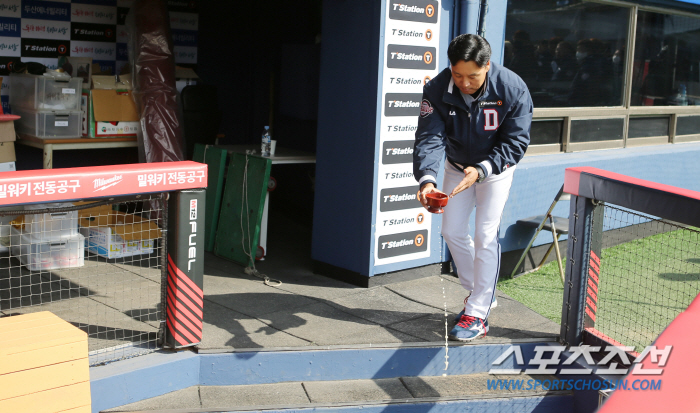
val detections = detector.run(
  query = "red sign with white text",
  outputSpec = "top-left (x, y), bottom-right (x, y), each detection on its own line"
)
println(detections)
top-left (0, 161), bottom-right (207, 206)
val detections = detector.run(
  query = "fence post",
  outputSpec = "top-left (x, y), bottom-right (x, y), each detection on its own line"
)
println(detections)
top-left (561, 195), bottom-right (603, 346)
top-left (165, 189), bottom-right (206, 348)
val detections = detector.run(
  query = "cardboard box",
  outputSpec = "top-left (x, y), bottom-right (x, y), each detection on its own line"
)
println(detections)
top-left (78, 205), bottom-right (161, 259)
top-left (0, 121), bottom-right (16, 143)
top-left (0, 142), bottom-right (15, 163)
top-left (92, 75), bottom-right (132, 90)
top-left (58, 56), bottom-right (93, 88)
top-left (83, 89), bottom-right (140, 138)
top-left (0, 162), bottom-right (16, 172)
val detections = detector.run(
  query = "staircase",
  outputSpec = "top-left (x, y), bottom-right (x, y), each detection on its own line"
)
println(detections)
top-left (95, 338), bottom-right (579, 413)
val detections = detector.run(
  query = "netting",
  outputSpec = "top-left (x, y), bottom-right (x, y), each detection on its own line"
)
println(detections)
top-left (0, 195), bottom-right (166, 366)
top-left (592, 204), bottom-right (700, 353)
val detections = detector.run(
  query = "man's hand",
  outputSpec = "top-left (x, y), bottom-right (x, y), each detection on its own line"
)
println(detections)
top-left (449, 166), bottom-right (479, 198)
top-left (417, 183), bottom-right (446, 210)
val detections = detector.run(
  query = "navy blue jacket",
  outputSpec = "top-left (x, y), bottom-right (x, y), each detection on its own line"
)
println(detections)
top-left (413, 62), bottom-right (532, 188)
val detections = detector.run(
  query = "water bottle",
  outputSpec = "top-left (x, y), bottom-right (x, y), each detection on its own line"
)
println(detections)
top-left (261, 126), bottom-right (271, 157)
top-left (679, 84), bottom-right (688, 106)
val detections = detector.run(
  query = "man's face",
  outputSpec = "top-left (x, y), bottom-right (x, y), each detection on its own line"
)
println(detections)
top-left (450, 60), bottom-right (490, 95)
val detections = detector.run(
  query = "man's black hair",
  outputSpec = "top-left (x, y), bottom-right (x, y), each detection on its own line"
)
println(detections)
top-left (447, 34), bottom-right (491, 67)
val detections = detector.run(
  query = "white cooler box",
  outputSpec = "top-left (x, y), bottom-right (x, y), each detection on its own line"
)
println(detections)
top-left (12, 107), bottom-right (82, 138)
top-left (10, 226), bottom-right (85, 271)
top-left (9, 74), bottom-right (83, 111)
top-left (23, 203), bottom-right (79, 241)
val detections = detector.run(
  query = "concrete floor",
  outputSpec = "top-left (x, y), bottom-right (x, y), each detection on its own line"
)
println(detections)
top-left (197, 211), bottom-right (559, 351)
top-left (0, 210), bottom-right (560, 354)
top-left (1, 211), bottom-right (563, 412)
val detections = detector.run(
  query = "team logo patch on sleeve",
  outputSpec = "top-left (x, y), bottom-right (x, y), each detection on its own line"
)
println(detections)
top-left (420, 99), bottom-right (434, 117)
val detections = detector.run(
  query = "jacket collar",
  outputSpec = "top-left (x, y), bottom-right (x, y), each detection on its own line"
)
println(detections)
top-left (443, 77), bottom-right (468, 111)
top-left (442, 63), bottom-right (492, 110)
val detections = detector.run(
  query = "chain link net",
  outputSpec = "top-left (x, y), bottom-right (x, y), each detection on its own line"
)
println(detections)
top-left (0, 195), bottom-right (166, 366)
top-left (592, 204), bottom-right (700, 353)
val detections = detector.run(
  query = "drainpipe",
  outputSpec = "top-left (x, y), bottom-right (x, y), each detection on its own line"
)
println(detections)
top-left (460, 0), bottom-right (480, 35)
top-left (477, 0), bottom-right (488, 38)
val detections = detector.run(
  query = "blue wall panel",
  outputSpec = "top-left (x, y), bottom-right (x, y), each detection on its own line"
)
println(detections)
top-left (312, 0), bottom-right (382, 276)
top-left (90, 350), bottom-right (199, 413)
top-left (501, 142), bottom-right (700, 252)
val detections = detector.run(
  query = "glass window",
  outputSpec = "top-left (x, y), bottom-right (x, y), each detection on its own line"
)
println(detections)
top-left (677, 116), bottom-right (700, 135)
top-left (570, 118), bottom-right (624, 143)
top-left (628, 117), bottom-right (669, 138)
top-left (505, 1), bottom-right (629, 108)
top-left (530, 119), bottom-right (563, 145)
top-left (632, 11), bottom-right (700, 106)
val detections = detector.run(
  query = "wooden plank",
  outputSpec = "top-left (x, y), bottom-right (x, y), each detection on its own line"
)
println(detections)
top-left (0, 359), bottom-right (90, 400)
top-left (0, 315), bottom-right (75, 333)
top-left (214, 153), bottom-right (271, 266)
top-left (193, 143), bottom-right (228, 252)
top-left (0, 381), bottom-right (91, 412)
top-left (58, 405), bottom-right (92, 413)
top-left (0, 311), bottom-right (55, 326)
top-left (18, 133), bottom-right (137, 145)
top-left (0, 340), bottom-right (88, 375)
top-left (0, 324), bottom-right (85, 349)
top-left (1, 331), bottom-right (87, 354)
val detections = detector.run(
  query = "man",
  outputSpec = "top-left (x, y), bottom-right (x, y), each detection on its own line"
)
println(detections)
top-left (413, 34), bottom-right (532, 341)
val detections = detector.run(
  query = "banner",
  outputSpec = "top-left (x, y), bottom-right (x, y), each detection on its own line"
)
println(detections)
top-left (373, 0), bottom-right (441, 266)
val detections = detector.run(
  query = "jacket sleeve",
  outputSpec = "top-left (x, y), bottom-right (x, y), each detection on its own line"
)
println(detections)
top-left (413, 91), bottom-right (446, 188)
top-left (484, 88), bottom-right (533, 175)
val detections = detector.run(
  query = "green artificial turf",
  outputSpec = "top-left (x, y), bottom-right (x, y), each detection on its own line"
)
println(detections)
top-left (498, 228), bottom-right (700, 351)
top-left (497, 258), bottom-right (565, 325)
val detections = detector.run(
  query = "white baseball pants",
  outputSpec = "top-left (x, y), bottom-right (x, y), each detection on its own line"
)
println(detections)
top-left (441, 163), bottom-right (515, 320)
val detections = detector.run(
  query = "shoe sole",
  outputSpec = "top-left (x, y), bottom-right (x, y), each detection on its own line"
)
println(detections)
top-left (448, 328), bottom-right (489, 342)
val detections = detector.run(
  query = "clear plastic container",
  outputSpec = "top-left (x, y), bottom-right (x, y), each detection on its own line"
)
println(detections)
top-left (12, 107), bottom-right (82, 138)
top-left (9, 74), bottom-right (83, 111)
top-left (23, 203), bottom-right (78, 242)
top-left (10, 226), bottom-right (85, 271)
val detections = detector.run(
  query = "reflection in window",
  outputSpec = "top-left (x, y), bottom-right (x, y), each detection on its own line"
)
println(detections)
top-left (505, 1), bottom-right (628, 108)
top-left (632, 11), bottom-right (700, 106)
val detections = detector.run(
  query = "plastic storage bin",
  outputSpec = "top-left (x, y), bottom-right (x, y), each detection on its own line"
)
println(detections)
top-left (9, 74), bottom-right (83, 111)
top-left (23, 203), bottom-right (78, 241)
top-left (12, 107), bottom-right (82, 138)
top-left (10, 226), bottom-right (85, 271)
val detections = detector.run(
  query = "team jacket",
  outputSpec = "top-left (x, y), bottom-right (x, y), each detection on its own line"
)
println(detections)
top-left (413, 61), bottom-right (533, 188)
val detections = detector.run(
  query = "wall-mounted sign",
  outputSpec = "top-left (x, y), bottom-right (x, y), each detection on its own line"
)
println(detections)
top-left (374, 0), bottom-right (441, 266)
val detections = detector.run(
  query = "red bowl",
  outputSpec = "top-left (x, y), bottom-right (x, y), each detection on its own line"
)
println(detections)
top-left (426, 192), bottom-right (448, 214)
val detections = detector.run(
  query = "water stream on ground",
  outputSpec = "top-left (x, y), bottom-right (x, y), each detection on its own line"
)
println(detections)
top-left (442, 277), bottom-right (449, 374)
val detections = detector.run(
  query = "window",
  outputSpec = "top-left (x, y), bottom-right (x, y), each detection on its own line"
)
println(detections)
top-left (628, 117), bottom-right (670, 139)
top-left (570, 118), bottom-right (624, 143)
top-left (505, 1), bottom-right (629, 108)
top-left (504, 1), bottom-right (700, 153)
top-left (632, 12), bottom-right (700, 106)
top-left (676, 116), bottom-right (700, 136)
top-left (530, 119), bottom-right (563, 145)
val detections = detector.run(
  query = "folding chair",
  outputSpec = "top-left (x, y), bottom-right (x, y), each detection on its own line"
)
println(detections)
top-left (510, 184), bottom-right (570, 284)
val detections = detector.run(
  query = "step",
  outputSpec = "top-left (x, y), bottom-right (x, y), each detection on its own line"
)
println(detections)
top-left (91, 339), bottom-right (564, 412)
top-left (103, 372), bottom-right (574, 412)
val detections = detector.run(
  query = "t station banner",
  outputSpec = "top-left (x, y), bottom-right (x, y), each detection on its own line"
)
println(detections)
top-left (373, 0), bottom-right (441, 266)
top-left (0, 0), bottom-right (199, 114)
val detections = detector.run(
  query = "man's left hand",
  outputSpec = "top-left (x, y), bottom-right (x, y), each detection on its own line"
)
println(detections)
top-left (449, 166), bottom-right (479, 198)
